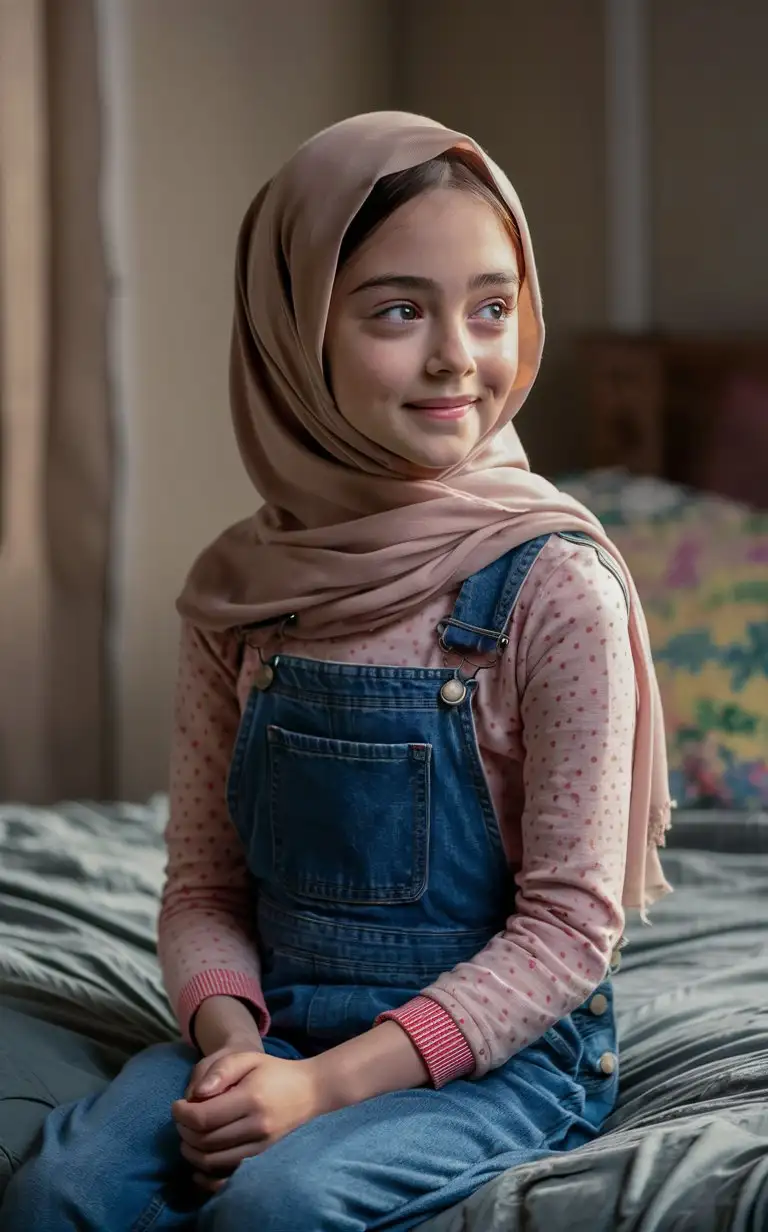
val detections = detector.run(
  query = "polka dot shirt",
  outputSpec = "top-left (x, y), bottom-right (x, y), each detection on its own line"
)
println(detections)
top-left (158, 537), bottom-right (635, 1086)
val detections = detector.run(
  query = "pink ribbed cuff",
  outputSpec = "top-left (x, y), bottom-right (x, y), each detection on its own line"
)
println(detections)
top-left (376, 995), bottom-right (475, 1088)
top-left (178, 969), bottom-right (270, 1047)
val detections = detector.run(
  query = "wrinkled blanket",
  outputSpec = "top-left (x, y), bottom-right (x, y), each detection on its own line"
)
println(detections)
top-left (2, 801), bottom-right (767, 1228)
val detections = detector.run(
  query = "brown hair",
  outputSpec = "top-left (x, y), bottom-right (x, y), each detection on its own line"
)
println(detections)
top-left (337, 148), bottom-right (526, 283)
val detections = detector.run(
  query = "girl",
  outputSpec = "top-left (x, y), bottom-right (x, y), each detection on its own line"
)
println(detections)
top-left (1, 111), bottom-right (672, 1232)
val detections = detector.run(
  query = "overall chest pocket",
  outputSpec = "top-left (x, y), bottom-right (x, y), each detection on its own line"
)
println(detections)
top-left (266, 724), bottom-right (431, 904)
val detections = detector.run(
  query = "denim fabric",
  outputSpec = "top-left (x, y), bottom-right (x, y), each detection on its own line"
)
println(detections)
top-left (0, 535), bottom-right (619, 1231)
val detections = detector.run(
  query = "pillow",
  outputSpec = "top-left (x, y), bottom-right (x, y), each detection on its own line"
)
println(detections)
top-left (560, 470), bottom-right (768, 809)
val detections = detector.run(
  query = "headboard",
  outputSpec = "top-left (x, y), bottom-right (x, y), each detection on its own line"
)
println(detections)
top-left (580, 333), bottom-right (768, 509)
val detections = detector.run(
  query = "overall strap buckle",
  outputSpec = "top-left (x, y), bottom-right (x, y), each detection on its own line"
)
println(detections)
top-left (437, 618), bottom-right (510, 659)
top-left (436, 535), bottom-right (552, 706)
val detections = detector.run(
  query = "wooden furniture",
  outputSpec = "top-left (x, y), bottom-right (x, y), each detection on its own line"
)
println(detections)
top-left (580, 333), bottom-right (768, 507)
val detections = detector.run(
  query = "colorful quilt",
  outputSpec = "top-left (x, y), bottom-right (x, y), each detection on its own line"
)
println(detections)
top-left (560, 471), bottom-right (768, 809)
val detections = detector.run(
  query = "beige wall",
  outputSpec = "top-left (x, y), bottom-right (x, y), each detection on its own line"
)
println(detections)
top-left (651, 0), bottom-right (768, 330)
top-left (108, 0), bottom-right (393, 800)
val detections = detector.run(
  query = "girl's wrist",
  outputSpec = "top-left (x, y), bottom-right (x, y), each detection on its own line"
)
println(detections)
top-left (307, 1020), bottom-right (429, 1114)
top-left (192, 994), bottom-right (264, 1056)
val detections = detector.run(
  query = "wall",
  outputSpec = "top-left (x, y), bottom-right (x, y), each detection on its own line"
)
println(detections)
top-left (101, 0), bottom-right (393, 800)
top-left (651, 0), bottom-right (768, 330)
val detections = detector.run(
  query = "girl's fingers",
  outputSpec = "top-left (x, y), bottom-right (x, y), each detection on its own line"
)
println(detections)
top-left (188, 1050), bottom-right (262, 1100)
top-left (172, 1084), bottom-right (255, 1132)
top-left (185, 1056), bottom-right (222, 1100)
top-left (181, 1138), bottom-right (267, 1174)
top-left (176, 1115), bottom-right (256, 1152)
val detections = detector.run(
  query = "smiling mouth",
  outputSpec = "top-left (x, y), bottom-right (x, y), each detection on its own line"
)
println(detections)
top-left (404, 397), bottom-right (479, 420)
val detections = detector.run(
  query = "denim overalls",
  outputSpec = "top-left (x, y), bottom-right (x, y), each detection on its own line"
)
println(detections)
top-left (1, 535), bottom-right (620, 1232)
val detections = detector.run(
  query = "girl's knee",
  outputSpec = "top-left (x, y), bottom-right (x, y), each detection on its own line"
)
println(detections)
top-left (87, 1040), bottom-right (194, 1135)
top-left (125, 1039), bottom-right (196, 1084)
top-left (200, 1154), bottom-right (348, 1232)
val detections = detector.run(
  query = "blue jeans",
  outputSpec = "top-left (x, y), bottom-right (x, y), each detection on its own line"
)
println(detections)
top-left (0, 979), bottom-right (617, 1232)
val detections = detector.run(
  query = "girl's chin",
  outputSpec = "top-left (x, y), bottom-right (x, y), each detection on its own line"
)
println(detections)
top-left (393, 437), bottom-right (477, 474)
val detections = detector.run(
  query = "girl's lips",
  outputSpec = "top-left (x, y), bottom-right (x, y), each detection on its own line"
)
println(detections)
top-left (404, 398), bottom-right (478, 420)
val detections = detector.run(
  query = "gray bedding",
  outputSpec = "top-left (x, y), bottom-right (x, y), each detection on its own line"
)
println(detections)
top-left (1, 800), bottom-right (768, 1228)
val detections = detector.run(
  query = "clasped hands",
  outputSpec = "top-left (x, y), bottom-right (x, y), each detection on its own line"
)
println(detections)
top-left (171, 1035), bottom-right (327, 1194)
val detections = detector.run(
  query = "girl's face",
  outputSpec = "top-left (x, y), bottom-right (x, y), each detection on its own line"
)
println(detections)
top-left (324, 188), bottom-right (521, 474)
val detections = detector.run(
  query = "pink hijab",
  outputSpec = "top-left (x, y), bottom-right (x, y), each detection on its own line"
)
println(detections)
top-left (177, 111), bottom-right (672, 913)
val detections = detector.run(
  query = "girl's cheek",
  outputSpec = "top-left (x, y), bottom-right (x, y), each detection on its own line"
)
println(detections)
top-left (363, 341), bottom-right (423, 393)
top-left (480, 346), bottom-right (519, 392)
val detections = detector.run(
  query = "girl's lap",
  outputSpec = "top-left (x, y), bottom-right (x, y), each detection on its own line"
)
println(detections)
top-left (1, 1023), bottom-right (615, 1232)
top-left (201, 1023), bottom-right (616, 1232)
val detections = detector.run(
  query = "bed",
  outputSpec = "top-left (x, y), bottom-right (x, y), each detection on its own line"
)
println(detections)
top-left (1, 332), bottom-right (767, 1227)
top-left (3, 801), bottom-right (767, 1228)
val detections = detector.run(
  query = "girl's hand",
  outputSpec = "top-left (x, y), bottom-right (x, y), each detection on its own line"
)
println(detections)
top-left (172, 1050), bottom-right (327, 1193)
top-left (186, 1031), bottom-right (265, 1104)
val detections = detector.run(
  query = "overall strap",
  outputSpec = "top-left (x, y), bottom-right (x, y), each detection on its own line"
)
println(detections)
top-left (439, 534), bottom-right (552, 658)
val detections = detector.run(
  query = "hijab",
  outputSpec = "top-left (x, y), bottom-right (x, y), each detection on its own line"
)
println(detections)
top-left (177, 111), bottom-right (672, 913)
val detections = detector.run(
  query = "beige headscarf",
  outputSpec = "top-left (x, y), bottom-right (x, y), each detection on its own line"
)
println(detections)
top-left (177, 111), bottom-right (672, 913)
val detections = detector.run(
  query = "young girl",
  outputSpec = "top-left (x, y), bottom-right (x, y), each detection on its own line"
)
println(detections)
top-left (2, 111), bottom-right (672, 1232)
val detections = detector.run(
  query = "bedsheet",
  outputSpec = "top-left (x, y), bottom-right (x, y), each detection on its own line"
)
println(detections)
top-left (1, 800), bottom-right (767, 1228)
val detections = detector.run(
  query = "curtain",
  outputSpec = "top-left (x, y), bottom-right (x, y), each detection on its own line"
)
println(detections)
top-left (0, 0), bottom-right (113, 802)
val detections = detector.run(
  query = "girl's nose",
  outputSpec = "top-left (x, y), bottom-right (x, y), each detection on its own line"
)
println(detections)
top-left (425, 324), bottom-right (477, 378)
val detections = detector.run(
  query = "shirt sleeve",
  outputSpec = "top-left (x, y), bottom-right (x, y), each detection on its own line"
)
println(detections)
top-left (157, 619), bottom-right (270, 1047)
top-left (379, 545), bottom-right (635, 1082)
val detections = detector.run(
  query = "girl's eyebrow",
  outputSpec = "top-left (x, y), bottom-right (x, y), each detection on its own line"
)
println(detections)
top-left (350, 271), bottom-right (520, 295)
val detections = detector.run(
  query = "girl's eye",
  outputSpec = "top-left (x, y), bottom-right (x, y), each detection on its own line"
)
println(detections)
top-left (375, 303), bottom-right (419, 323)
top-left (474, 300), bottom-right (512, 322)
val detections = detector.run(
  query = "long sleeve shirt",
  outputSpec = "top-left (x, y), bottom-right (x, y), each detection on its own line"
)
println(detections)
top-left (158, 536), bottom-right (634, 1085)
